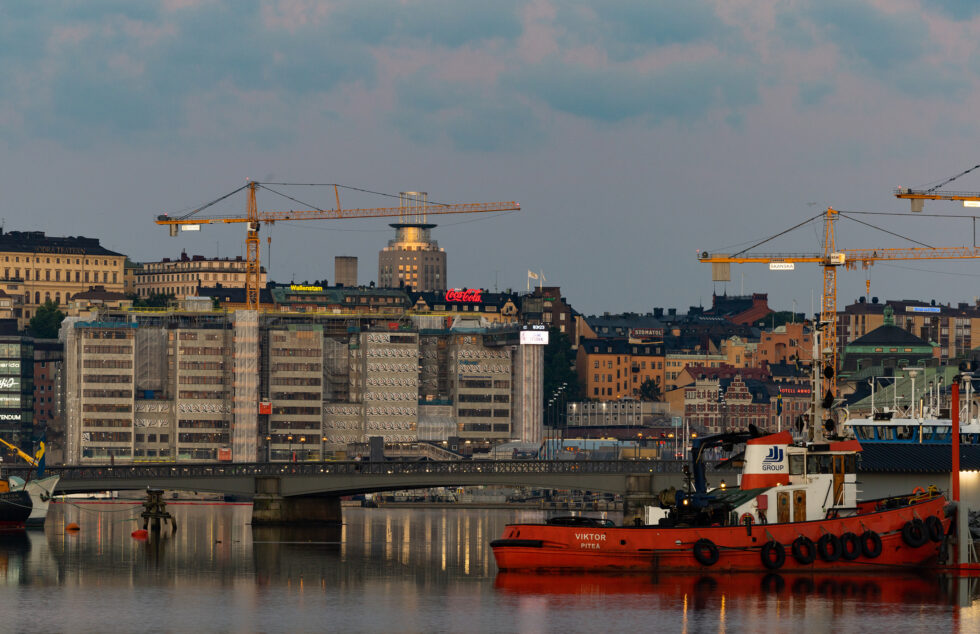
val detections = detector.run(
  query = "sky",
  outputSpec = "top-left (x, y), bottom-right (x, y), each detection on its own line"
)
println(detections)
top-left (4, 0), bottom-right (980, 318)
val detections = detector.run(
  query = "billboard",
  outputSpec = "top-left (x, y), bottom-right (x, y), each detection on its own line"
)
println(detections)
top-left (520, 330), bottom-right (549, 345)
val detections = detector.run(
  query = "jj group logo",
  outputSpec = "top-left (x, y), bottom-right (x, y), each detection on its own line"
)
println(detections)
top-left (762, 446), bottom-right (785, 471)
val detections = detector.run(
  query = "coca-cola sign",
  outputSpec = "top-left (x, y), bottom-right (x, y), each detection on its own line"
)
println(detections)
top-left (445, 288), bottom-right (483, 303)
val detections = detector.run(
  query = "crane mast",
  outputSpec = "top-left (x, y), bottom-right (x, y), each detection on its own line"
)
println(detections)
top-left (699, 206), bottom-right (980, 411)
top-left (156, 183), bottom-right (520, 310)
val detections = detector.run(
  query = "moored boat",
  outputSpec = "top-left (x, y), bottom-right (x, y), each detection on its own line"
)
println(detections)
top-left (9, 475), bottom-right (60, 528)
top-left (0, 479), bottom-right (32, 531)
top-left (491, 429), bottom-right (952, 573)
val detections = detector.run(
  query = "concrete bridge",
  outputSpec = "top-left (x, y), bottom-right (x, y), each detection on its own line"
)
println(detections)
top-left (31, 460), bottom-right (722, 525)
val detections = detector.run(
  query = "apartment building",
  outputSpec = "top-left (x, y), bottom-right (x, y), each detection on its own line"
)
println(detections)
top-left (63, 309), bottom-right (539, 464)
top-left (0, 230), bottom-right (126, 326)
top-left (575, 338), bottom-right (665, 401)
top-left (134, 252), bottom-right (267, 298)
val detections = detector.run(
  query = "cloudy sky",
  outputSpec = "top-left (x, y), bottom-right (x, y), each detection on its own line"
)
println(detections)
top-left (4, 0), bottom-right (980, 317)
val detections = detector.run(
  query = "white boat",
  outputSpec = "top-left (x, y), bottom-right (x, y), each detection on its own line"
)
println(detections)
top-left (8, 475), bottom-right (60, 528)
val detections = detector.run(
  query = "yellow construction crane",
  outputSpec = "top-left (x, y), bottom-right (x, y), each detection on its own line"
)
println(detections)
top-left (156, 182), bottom-right (520, 309)
top-left (698, 207), bottom-right (980, 408)
top-left (0, 437), bottom-right (39, 467)
top-left (895, 163), bottom-right (980, 211)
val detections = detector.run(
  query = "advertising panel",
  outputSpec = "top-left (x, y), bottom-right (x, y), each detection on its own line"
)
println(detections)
top-left (520, 330), bottom-right (549, 345)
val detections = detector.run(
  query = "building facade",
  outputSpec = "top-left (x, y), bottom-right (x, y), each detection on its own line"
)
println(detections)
top-left (575, 339), bottom-right (665, 401)
top-left (378, 224), bottom-right (447, 291)
top-left (0, 230), bottom-right (126, 326)
top-left (334, 256), bottom-right (358, 287)
top-left (62, 310), bottom-right (540, 464)
top-left (134, 252), bottom-right (267, 299)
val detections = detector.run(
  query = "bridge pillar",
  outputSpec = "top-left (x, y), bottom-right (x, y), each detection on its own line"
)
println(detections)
top-left (622, 474), bottom-right (658, 526)
top-left (251, 477), bottom-right (343, 525)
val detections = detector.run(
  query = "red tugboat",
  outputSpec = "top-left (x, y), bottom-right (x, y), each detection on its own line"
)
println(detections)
top-left (493, 323), bottom-right (954, 573)
top-left (492, 427), bottom-right (951, 572)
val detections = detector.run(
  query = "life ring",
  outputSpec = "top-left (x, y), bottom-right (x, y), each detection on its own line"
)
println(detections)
top-left (740, 513), bottom-right (755, 526)
top-left (693, 538), bottom-right (720, 566)
top-left (911, 486), bottom-right (926, 496)
top-left (760, 541), bottom-right (786, 570)
top-left (791, 536), bottom-right (816, 565)
top-left (860, 531), bottom-right (882, 558)
top-left (817, 534), bottom-right (842, 562)
top-left (925, 515), bottom-right (945, 542)
top-left (901, 519), bottom-right (928, 548)
top-left (840, 532), bottom-right (862, 560)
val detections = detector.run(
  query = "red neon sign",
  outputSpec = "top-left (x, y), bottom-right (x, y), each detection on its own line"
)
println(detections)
top-left (445, 288), bottom-right (483, 303)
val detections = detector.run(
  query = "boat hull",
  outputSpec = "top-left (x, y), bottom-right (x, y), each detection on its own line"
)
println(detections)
top-left (23, 476), bottom-right (59, 528)
top-left (492, 496), bottom-right (951, 573)
top-left (0, 490), bottom-right (32, 530)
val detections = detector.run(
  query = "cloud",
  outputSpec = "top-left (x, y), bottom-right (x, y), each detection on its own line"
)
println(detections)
top-left (554, 0), bottom-right (728, 61)
top-left (333, 0), bottom-right (523, 49)
top-left (922, 0), bottom-right (980, 20)
top-left (798, 81), bottom-right (833, 107)
top-left (802, 1), bottom-right (925, 73)
top-left (391, 71), bottom-right (542, 151)
top-left (505, 59), bottom-right (758, 125)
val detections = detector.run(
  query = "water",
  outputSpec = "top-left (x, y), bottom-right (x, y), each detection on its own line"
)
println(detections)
top-left (1, 501), bottom-right (979, 632)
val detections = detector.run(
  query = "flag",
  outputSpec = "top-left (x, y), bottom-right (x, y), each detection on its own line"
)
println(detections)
top-left (775, 394), bottom-right (783, 416)
top-left (34, 437), bottom-right (46, 478)
top-left (527, 270), bottom-right (538, 280)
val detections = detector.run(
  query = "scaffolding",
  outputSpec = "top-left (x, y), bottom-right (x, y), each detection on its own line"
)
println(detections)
top-left (232, 310), bottom-right (259, 462)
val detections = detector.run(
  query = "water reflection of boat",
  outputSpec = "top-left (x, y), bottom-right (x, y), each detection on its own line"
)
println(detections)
top-left (494, 571), bottom-right (954, 604)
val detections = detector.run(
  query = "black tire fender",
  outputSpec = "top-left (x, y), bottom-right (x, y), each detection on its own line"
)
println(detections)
top-left (817, 533), bottom-right (842, 562)
top-left (761, 541), bottom-right (786, 570)
top-left (925, 515), bottom-right (944, 543)
top-left (791, 536), bottom-right (816, 565)
top-left (693, 538), bottom-right (719, 566)
top-left (840, 532), bottom-right (862, 561)
top-left (860, 531), bottom-right (882, 559)
top-left (902, 519), bottom-right (928, 548)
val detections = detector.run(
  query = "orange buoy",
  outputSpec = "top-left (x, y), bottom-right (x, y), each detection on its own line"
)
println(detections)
top-left (131, 529), bottom-right (148, 540)
top-left (65, 522), bottom-right (80, 532)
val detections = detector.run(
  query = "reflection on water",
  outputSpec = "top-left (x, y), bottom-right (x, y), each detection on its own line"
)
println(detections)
top-left (0, 503), bottom-right (978, 632)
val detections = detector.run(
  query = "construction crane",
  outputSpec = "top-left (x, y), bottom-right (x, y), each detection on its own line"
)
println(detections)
top-left (0, 437), bottom-right (40, 467)
top-left (156, 182), bottom-right (520, 309)
top-left (698, 206), bottom-right (980, 413)
top-left (895, 163), bottom-right (980, 211)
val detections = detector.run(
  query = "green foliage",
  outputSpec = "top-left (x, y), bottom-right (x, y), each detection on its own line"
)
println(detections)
top-left (639, 377), bottom-right (662, 402)
top-left (757, 311), bottom-right (803, 330)
top-left (129, 292), bottom-right (175, 308)
top-left (28, 300), bottom-right (65, 338)
top-left (543, 328), bottom-right (582, 425)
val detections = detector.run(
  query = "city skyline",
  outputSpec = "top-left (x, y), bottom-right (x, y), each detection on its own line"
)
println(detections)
top-left (4, 2), bottom-right (980, 316)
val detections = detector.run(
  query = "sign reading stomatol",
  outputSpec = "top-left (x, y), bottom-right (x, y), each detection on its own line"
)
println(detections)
top-left (445, 288), bottom-right (483, 303)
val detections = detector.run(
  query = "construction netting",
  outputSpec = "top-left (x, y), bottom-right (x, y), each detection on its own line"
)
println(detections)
top-left (232, 310), bottom-right (258, 462)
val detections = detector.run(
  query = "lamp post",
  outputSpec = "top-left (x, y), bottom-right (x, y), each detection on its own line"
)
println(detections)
top-left (287, 434), bottom-right (294, 462)
top-left (299, 436), bottom-right (307, 461)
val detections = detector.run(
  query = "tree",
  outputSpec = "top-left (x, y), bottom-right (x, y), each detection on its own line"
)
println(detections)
top-left (129, 292), bottom-right (174, 308)
top-left (28, 300), bottom-right (65, 339)
top-left (543, 328), bottom-right (583, 426)
top-left (639, 377), bottom-right (662, 402)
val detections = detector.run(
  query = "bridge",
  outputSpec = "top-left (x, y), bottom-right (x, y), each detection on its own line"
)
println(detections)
top-left (30, 460), bottom-right (726, 525)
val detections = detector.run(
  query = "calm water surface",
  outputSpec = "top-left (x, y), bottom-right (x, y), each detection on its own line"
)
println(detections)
top-left (0, 501), bottom-right (978, 633)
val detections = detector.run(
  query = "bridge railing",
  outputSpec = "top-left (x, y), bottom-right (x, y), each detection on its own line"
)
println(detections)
top-left (42, 459), bottom-right (710, 481)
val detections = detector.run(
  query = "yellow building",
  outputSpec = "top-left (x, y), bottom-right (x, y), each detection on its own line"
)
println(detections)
top-left (576, 339), bottom-right (665, 401)
top-left (134, 252), bottom-right (267, 299)
top-left (0, 230), bottom-right (126, 327)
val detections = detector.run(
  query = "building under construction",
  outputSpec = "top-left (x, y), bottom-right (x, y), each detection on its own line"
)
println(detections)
top-left (61, 308), bottom-right (544, 464)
